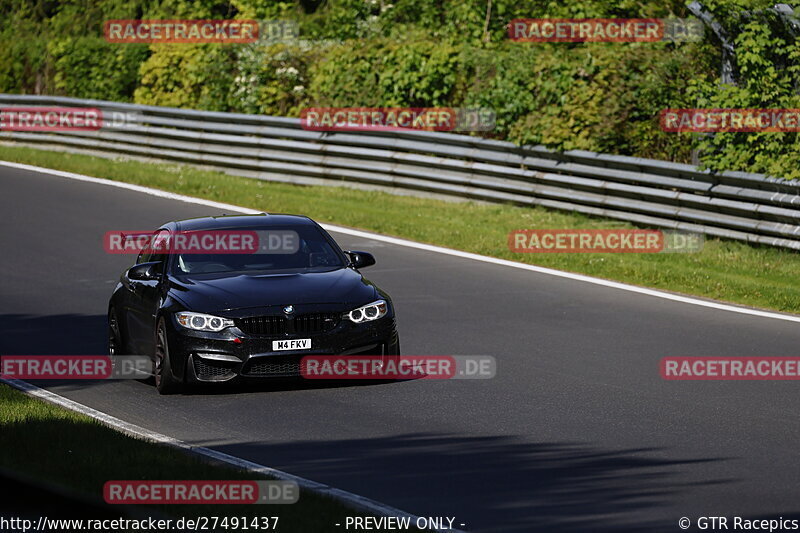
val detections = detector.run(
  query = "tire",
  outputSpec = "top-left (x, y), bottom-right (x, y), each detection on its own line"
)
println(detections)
top-left (154, 318), bottom-right (182, 395)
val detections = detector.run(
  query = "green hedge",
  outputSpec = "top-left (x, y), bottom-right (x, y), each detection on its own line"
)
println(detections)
top-left (2, 0), bottom-right (798, 177)
top-left (49, 37), bottom-right (149, 102)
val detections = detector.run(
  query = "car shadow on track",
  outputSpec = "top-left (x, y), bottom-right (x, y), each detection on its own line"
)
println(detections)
top-left (0, 313), bottom-right (108, 356)
top-left (214, 434), bottom-right (732, 533)
top-left (186, 378), bottom-right (408, 395)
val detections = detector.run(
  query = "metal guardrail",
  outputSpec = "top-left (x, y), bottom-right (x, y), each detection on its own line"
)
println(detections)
top-left (2, 93), bottom-right (800, 250)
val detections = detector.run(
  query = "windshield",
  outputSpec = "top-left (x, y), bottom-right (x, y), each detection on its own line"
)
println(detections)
top-left (171, 225), bottom-right (345, 275)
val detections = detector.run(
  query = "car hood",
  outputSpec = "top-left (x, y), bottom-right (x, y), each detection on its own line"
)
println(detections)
top-left (169, 268), bottom-right (377, 313)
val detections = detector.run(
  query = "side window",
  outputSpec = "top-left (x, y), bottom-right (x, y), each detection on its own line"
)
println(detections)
top-left (135, 230), bottom-right (169, 266)
top-left (149, 230), bottom-right (171, 273)
top-left (136, 238), bottom-right (154, 265)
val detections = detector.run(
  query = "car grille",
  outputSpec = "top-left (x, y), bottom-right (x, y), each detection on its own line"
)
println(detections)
top-left (245, 357), bottom-right (301, 377)
top-left (236, 313), bottom-right (339, 336)
top-left (193, 357), bottom-right (236, 381)
top-left (294, 313), bottom-right (340, 334)
top-left (237, 316), bottom-right (287, 336)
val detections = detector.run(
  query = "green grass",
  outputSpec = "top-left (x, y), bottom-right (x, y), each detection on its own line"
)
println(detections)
top-left (0, 384), bottom-right (367, 532)
top-left (1, 143), bottom-right (799, 313)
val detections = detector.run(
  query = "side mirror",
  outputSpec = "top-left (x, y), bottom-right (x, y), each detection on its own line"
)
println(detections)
top-left (345, 251), bottom-right (376, 269)
top-left (128, 261), bottom-right (163, 281)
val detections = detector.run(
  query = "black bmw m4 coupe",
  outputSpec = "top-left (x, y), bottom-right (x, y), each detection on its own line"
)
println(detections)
top-left (107, 213), bottom-right (399, 394)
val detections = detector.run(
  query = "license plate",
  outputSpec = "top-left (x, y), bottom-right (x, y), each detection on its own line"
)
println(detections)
top-left (272, 338), bottom-right (311, 351)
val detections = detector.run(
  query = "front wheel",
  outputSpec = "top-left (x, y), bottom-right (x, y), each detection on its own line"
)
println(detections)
top-left (154, 318), bottom-right (182, 395)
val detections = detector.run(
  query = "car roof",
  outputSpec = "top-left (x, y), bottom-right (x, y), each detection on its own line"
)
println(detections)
top-left (166, 214), bottom-right (317, 232)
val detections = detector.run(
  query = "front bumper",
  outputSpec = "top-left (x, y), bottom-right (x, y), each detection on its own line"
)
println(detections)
top-left (165, 313), bottom-right (399, 383)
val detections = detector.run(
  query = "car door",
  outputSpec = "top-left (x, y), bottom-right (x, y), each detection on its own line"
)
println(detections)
top-left (127, 230), bottom-right (169, 355)
top-left (119, 235), bottom-right (153, 354)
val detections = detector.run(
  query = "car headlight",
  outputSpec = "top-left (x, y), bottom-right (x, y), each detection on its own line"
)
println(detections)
top-left (175, 311), bottom-right (235, 332)
top-left (347, 300), bottom-right (388, 323)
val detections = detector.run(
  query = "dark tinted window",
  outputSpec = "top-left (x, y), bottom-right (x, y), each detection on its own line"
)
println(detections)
top-left (172, 225), bottom-right (344, 275)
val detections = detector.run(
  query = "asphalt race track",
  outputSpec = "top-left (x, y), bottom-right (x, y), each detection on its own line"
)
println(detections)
top-left (3, 164), bottom-right (800, 532)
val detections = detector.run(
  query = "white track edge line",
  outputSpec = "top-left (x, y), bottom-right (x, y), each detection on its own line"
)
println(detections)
top-left (0, 378), bottom-right (465, 532)
top-left (1, 158), bottom-right (798, 324)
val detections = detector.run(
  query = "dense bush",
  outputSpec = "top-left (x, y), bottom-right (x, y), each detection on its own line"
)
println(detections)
top-left (684, 0), bottom-right (800, 178)
top-left (308, 33), bottom-right (461, 107)
top-left (0, 26), bottom-right (49, 94)
top-left (231, 42), bottom-right (321, 115)
top-left (2, 0), bottom-right (799, 177)
top-left (134, 44), bottom-right (236, 110)
top-left (49, 37), bottom-right (149, 101)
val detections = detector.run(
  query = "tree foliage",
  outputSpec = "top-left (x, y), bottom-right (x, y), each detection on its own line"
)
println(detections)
top-left (1, 0), bottom-right (798, 177)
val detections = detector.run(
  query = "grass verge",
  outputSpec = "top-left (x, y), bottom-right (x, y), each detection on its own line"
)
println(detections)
top-left (0, 143), bottom-right (798, 314)
top-left (0, 383), bottom-right (367, 532)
